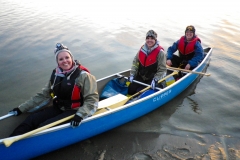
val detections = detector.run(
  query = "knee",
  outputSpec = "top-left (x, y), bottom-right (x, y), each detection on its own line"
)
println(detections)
top-left (128, 85), bottom-right (136, 95)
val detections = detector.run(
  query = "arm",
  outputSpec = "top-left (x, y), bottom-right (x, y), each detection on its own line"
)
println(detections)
top-left (75, 71), bottom-right (99, 119)
top-left (18, 81), bottom-right (52, 113)
top-left (188, 41), bottom-right (204, 68)
top-left (167, 40), bottom-right (179, 60)
top-left (154, 50), bottom-right (167, 80)
top-left (130, 51), bottom-right (140, 76)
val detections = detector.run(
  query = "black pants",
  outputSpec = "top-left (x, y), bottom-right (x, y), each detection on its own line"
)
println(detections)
top-left (9, 106), bottom-right (76, 137)
top-left (168, 55), bottom-right (195, 79)
top-left (170, 55), bottom-right (194, 70)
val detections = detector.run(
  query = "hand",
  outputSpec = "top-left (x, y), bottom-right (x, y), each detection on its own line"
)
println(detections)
top-left (9, 108), bottom-right (22, 116)
top-left (185, 64), bottom-right (191, 70)
top-left (128, 75), bottom-right (134, 83)
top-left (166, 60), bottom-right (172, 66)
top-left (70, 114), bottom-right (83, 128)
top-left (151, 78), bottom-right (158, 90)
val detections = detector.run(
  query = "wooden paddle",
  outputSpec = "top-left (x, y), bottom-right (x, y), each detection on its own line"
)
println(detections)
top-left (167, 66), bottom-right (211, 76)
top-left (3, 115), bottom-right (74, 147)
top-left (94, 71), bottom-right (178, 114)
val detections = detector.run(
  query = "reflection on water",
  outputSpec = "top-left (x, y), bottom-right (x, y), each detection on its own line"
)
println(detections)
top-left (186, 96), bottom-right (201, 114)
top-left (1, 0), bottom-right (240, 159)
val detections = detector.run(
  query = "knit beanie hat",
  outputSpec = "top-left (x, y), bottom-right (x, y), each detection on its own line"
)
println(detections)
top-left (146, 30), bottom-right (157, 40)
top-left (54, 43), bottom-right (74, 63)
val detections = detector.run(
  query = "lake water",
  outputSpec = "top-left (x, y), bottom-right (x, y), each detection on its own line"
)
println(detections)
top-left (0, 0), bottom-right (240, 159)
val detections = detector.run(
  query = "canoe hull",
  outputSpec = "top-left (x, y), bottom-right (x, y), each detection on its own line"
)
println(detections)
top-left (0, 47), bottom-right (212, 160)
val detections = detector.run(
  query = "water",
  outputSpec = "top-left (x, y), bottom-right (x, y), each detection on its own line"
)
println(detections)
top-left (0, 0), bottom-right (240, 159)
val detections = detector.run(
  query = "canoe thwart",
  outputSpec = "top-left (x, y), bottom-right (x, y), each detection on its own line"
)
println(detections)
top-left (97, 94), bottom-right (128, 110)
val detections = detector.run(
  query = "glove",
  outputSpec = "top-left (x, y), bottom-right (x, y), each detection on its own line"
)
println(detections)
top-left (128, 75), bottom-right (134, 83)
top-left (151, 78), bottom-right (158, 90)
top-left (70, 114), bottom-right (83, 128)
top-left (9, 108), bottom-right (22, 116)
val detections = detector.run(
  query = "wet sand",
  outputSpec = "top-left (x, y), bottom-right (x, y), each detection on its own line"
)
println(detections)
top-left (32, 124), bottom-right (240, 160)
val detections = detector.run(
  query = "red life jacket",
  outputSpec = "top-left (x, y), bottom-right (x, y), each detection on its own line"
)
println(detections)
top-left (50, 64), bottom-right (90, 110)
top-left (71, 65), bottom-right (90, 109)
top-left (137, 45), bottom-right (164, 80)
top-left (138, 45), bottom-right (164, 66)
top-left (178, 36), bottom-right (201, 55)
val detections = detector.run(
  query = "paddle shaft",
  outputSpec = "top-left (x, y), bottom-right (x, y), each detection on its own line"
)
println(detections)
top-left (3, 115), bottom-right (74, 147)
top-left (167, 66), bottom-right (210, 76)
top-left (0, 113), bottom-right (15, 121)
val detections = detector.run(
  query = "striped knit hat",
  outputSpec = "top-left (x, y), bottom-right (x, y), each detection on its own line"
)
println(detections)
top-left (54, 43), bottom-right (74, 63)
top-left (146, 30), bottom-right (157, 40)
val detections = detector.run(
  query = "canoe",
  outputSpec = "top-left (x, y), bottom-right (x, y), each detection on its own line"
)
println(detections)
top-left (0, 47), bottom-right (212, 160)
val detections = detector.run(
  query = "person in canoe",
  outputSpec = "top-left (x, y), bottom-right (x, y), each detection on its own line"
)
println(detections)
top-left (166, 25), bottom-right (204, 70)
top-left (128, 30), bottom-right (167, 95)
top-left (8, 43), bottom-right (99, 136)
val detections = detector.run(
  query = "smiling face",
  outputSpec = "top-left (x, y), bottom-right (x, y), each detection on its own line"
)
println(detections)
top-left (185, 30), bottom-right (194, 41)
top-left (146, 37), bottom-right (156, 49)
top-left (57, 51), bottom-right (73, 71)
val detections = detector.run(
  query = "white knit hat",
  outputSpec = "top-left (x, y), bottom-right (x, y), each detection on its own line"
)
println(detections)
top-left (54, 43), bottom-right (74, 63)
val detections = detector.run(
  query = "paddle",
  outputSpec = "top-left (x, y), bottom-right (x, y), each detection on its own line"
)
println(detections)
top-left (3, 115), bottom-right (74, 147)
top-left (0, 113), bottom-right (15, 121)
top-left (94, 71), bottom-right (178, 114)
top-left (167, 66), bottom-right (211, 76)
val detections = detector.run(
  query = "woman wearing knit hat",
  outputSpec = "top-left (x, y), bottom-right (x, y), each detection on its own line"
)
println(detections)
top-left (8, 43), bottom-right (99, 136)
top-left (166, 25), bottom-right (204, 71)
top-left (128, 30), bottom-right (167, 95)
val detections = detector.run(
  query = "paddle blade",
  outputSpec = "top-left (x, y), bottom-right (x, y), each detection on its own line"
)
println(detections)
top-left (3, 115), bottom-right (75, 147)
top-left (3, 138), bottom-right (16, 147)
